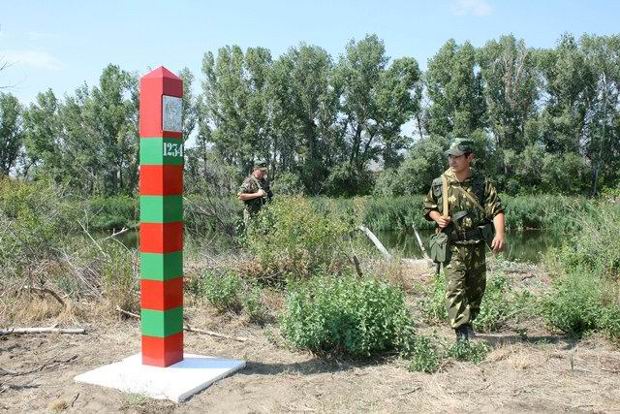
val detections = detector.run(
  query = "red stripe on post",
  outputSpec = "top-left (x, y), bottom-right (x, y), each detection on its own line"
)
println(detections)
top-left (139, 222), bottom-right (183, 253)
top-left (140, 278), bottom-right (183, 311)
top-left (139, 67), bottom-right (183, 137)
top-left (139, 165), bottom-right (183, 195)
top-left (141, 332), bottom-right (183, 367)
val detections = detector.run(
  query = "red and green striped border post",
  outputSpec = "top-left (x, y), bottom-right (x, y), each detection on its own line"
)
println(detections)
top-left (139, 67), bottom-right (184, 367)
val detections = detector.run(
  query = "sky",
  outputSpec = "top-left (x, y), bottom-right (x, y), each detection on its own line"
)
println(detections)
top-left (1, 0), bottom-right (620, 105)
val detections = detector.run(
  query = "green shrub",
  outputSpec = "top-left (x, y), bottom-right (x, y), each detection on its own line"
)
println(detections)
top-left (542, 270), bottom-right (602, 336)
top-left (101, 241), bottom-right (139, 311)
top-left (243, 285), bottom-right (267, 323)
top-left (201, 271), bottom-right (242, 313)
top-left (546, 206), bottom-right (620, 278)
top-left (281, 275), bottom-right (415, 357)
top-left (447, 340), bottom-right (489, 363)
top-left (184, 194), bottom-right (240, 244)
top-left (602, 305), bottom-right (620, 341)
top-left (408, 335), bottom-right (442, 373)
top-left (420, 272), bottom-right (448, 323)
top-left (474, 273), bottom-right (518, 332)
top-left (421, 271), bottom-right (532, 332)
top-left (247, 197), bottom-right (352, 280)
top-left (87, 195), bottom-right (137, 231)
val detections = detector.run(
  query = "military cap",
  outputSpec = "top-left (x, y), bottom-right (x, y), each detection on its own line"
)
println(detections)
top-left (253, 161), bottom-right (269, 171)
top-left (445, 138), bottom-right (475, 156)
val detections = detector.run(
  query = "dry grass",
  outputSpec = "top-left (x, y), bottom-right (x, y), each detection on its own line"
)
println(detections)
top-left (2, 254), bottom-right (620, 413)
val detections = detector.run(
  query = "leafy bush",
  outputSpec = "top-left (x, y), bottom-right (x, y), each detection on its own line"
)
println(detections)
top-left (408, 335), bottom-right (442, 373)
top-left (541, 269), bottom-right (603, 336)
top-left (281, 275), bottom-right (415, 357)
top-left (420, 272), bottom-right (448, 323)
top-left (243, 285), bottom-right (267, 323)
top-left (0, 179), bottom-right (82, 279)
top-left (271, 172), bottom-right (303, 196)
top-left (602, 305), bottom-right (620, 342)
top-left (473, 274), bottom-right (512, 332)
top-left (447, 340), bottom-right (489, 363)
top-left (421, 271), bottom-right (532, 332)
top-left (184, 194), bottom-right (241, 243)
top-left (542, 206), bottom-right (620, 339)
top-left (408, 334), bottom-right (489, 373)
top-left (247, 197), bottom-right (352, 281)
top-left (86, 195), bottom-right (137, 231)
top-left (101, 241), bottom-right (139, 311)
top-left (546, 206), bottom-right (620, 278)
top-left (200, 271), bottom-right (242, 313)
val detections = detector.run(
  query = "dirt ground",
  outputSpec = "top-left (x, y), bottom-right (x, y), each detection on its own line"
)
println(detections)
top-left (2, 264), bottom-right (620, 413)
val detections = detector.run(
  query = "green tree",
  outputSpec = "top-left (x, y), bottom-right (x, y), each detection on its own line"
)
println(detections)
top-left (580, 34), bottom-right (620, 195)
top-left (267, 44), bottom-right (339, 194)
top-left (331, 34), bottom-right (421, 195)
top-left (0, 93), bottom-right (23, 175)
top-left (426, 39), bottom-right (486, 137)
top-left (24, 65), bottom-right (138, 195)
top-left (200, 46), bottom-right (272, 175)
top-left (23, 90), bottom-right (62, 180)
top-left (179, 67), bottom-right (198, 140)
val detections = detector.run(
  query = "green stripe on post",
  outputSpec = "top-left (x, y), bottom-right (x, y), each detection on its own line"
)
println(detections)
top-left (140, 251), bottom-right (183, 281)
top-left (141, 307), bottom-right (183, 337)
top-left (140, 195), bottom-right (183, 222)
top-left (140, 138), bottom-right (184, 165)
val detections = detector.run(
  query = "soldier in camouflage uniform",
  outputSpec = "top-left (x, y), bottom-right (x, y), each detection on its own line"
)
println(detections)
top-left (238, 161), bottom-right (273, 226)
top-left (423, 138), bottom-right (506, 341)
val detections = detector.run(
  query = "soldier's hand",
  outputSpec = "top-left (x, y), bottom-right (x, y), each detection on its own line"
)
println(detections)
top-left (436, 216), bottom-right (452, 229)
top-left (491, 234), bottom-right (506, 253)
top-left (256, 189), bottom-right (266, 198)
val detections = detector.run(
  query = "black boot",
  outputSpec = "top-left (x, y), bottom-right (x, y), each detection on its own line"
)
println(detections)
top-left (455, 325), bottom-right (469, 342)
top-left (466, 323), bottom-right (476, 339)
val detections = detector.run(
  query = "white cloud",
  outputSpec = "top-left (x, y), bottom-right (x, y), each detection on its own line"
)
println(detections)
top-left (451, 0), bottom-right (493, 16)
top-left (1, 50), bottom-right (63, 71)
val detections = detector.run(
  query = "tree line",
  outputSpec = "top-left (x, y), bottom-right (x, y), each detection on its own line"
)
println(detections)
top-left (1, 33), bottom-right (619, 197)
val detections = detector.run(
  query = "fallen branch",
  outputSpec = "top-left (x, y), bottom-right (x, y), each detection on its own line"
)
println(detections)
top-left (358, 225), bottom-right (392, 260)
top-left (184, 324), bottom-right (248, 343)
top-left (115, 306), bottom-right (249, 342)
top-left (0, 355), bottom-right (77, 377)
top-left (0, 328), bottom-right (85, 335)
top-left (22, 286), bottom-right (66, 309)
top-left (411, 224), bottom-right (430, 260)
top-left (116, 306), bottom-right (139, 319)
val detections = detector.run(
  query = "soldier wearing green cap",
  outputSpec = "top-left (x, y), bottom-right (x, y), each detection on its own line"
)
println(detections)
top-left (238, 161), bottom-right (273, 225)
top-left (423, 138), bottom-right (506, 342)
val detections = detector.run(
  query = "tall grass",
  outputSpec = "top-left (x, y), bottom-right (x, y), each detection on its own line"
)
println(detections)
top-left (542, 204), bottom-right (620, 340)
top-left (310, 194), bottom-right (597, 232)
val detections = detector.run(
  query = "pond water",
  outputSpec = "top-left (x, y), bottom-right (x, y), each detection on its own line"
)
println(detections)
top-left (371, 229), bottom-right (561, 263)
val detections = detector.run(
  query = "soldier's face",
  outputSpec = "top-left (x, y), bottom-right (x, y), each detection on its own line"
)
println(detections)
top-left (448, 153), bottom-right (474, 173)
top-left (255, 169), bottom-right (267, 179)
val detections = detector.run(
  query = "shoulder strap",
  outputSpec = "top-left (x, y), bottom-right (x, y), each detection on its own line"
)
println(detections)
top-left (452, 186), bottom-right (485, 215)
top-left (250, 175), bottom-right (263, 190)
top-left (441, 174), bottom-right (449, 217)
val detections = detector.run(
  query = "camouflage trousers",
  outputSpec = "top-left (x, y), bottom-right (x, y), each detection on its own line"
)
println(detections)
top-left (443, 242), bottom-right (486, 329)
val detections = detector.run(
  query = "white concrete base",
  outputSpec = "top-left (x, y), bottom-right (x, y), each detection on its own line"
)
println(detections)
top-left (74, 353), bottom-right (245, 403)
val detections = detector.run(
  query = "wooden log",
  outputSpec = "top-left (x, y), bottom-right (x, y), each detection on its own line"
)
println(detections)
top-left (0, 328), bottom-right (85, 335)
top-left (115, 306), bottom-right (249, 343)
top-left (411, 224), bottom-right (431, 260)
top-left (358, 225), bottom-right (392, 260)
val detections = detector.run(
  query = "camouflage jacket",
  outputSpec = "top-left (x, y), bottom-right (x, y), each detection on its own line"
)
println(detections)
top-left (238, 175), bottom-right (272, 215)
top-left (423, 169), bottom-right (503, 233)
